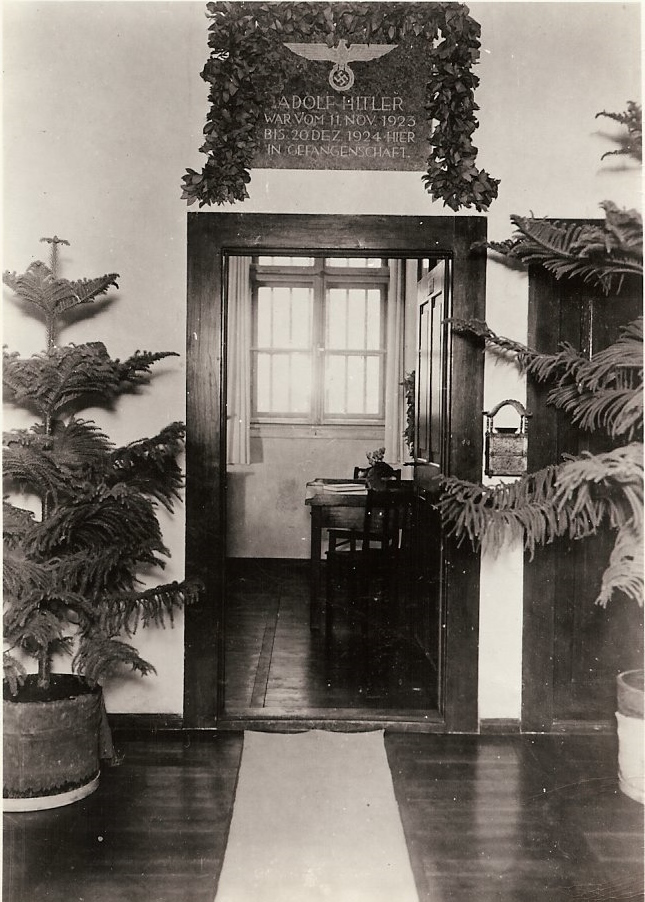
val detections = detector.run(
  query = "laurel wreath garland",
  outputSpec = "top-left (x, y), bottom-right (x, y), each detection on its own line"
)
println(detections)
top-left (182, 1), bottom-right (499, 212)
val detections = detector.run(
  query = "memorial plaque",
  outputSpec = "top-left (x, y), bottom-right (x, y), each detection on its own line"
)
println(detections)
top-left (254, 38), bottom-right (430, 171)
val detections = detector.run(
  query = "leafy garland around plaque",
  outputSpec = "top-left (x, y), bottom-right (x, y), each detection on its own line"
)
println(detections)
top-left (182, 1), bottom-right (499, 211)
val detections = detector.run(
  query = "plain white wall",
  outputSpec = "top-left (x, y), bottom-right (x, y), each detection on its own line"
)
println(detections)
top-left (3, 1), bottom-right (641, 717)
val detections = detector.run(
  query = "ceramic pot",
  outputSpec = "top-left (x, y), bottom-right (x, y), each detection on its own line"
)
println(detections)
top-left (616, 669), bottom-right (644, 804)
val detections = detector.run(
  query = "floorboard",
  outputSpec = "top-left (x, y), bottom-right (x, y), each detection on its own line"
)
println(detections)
top-left (4, 733), bottom-right (642, 902)
top-left (225, 558), bottom-right (437, 714)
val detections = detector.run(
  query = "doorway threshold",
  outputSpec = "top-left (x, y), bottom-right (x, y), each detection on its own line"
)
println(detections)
top-left (218, 708), bottom-right (446, 733)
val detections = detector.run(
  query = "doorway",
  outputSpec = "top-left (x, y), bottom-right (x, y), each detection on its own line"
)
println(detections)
top-left (184, 214), bottom-right (486, 731)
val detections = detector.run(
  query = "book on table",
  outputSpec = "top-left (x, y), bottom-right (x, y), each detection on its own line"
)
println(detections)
top-left (322, 483), bottom-right (368, 494)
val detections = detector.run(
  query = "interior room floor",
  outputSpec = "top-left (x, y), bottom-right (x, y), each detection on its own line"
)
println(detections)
top-left (4, 732), bottom-right (642, 902)
top-left (224, 558), bottom-right (437, 714)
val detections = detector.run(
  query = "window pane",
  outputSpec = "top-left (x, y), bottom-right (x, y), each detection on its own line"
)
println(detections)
top-left (326, 288), bottom-right (384, 352)
top-left (258, 286), bottom-right (313, 350)
top-left (324, 257), bottom-right (384, 268)
top-left (257, 288), bottom-right (272, 345)
top-left (364, 355), bottom-right (381, 413)
top-left (291, 288), bottom-right (312, 347)
top-left (324, 354), bottom-right (381, 416)
top-left (347, 356), bottom-right (366, 412)
top-left (324, 356), bottom-right (347, 414)
top-left (271, 287), bottom-right (291, 347)
top-left (270, 354), bottom-right (290, 410)
top-left (256, 353), bottom-right (272, 411)
top-left (290, 352), bottom-right (312, 412)
top-left (366, 289), bottom-right (381, 349)
top-left (347, 289), bottom-right (367, 349)
top-left (327, 288), bottom-right (348, 349)
top-left (258, 256), bottom-right (315, 266)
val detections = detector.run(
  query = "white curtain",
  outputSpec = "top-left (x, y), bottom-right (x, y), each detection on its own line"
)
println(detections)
top-left (226, 257), bottom-right (252, 466)
top-left (384, 260), bottom-right (404, 464)
top-left (384, 259), bottom-right (417, 465)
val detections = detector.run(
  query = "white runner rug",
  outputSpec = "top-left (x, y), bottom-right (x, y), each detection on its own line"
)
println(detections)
top-left (215, 729), bottom-right (419, 902)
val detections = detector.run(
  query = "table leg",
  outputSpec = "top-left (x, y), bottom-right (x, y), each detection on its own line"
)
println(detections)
top-left (310, 507), bottom-right (322, 631)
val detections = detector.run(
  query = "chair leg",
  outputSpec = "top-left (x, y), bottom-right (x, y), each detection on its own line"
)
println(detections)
top-left (325, 558), bottom-right (333, 639)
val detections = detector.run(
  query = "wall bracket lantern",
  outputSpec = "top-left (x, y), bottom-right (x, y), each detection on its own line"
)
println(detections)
top-left (484, 399), bottom-right (531, 477)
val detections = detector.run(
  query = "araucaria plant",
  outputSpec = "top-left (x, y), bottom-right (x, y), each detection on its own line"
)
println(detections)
top-left (3, 236), bottom-right (200, 697)
top-left (439, 105), bottom-right (643, 612)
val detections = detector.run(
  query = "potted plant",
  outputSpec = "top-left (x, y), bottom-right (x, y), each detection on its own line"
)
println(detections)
top-left (362, 447), bottom-right (399, 489)
top-left (401, 371), bottom-right (416, 459)
top-left (3, 236), bottom-right (200, 810)
top-left (438, 106), bottom-right (643, 802)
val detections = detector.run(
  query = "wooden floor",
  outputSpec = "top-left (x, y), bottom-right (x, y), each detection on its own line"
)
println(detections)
top-left (225, 558), bottom-right (437, 715)
top-left (4, 732), bottom-right (643, 902)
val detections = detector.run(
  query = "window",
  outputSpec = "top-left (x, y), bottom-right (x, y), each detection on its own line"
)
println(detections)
top-left (251, 257), bottom-right (388, 424)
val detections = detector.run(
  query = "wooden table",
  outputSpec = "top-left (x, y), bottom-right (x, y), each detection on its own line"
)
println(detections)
top-left (305, 480), bottom-right (368, 631)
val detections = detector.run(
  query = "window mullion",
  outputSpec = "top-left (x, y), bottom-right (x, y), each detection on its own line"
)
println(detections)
top-left (313, 272), bottom-right (324, 424)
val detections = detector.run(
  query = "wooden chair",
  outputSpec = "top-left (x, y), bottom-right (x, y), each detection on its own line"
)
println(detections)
top-left (326, 467), bottom-right (401, 555)
top-left (353, 466), bottom-right (401, 481)
top-left (325, 484), bottom-right (412, 642)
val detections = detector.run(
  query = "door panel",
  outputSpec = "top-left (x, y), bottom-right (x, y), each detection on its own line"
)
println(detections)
top-left (523, 267), bottom-right (643, 728)
top-left (415, 261), bottom-right (450, 469)
top-left (413, 261), bottom-right (450, 713)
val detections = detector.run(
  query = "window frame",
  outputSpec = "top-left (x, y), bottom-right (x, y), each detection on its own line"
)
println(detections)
top-left (250, 256), bottom-right (389, 425)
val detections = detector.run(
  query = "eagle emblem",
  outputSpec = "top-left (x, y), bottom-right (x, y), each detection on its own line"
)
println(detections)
top-left (284, 39), bottom-right (397, 92)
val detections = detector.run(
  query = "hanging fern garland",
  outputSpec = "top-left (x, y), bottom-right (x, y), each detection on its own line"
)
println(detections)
top-left (439, 144), bottom-right (644, 609)
top-left (182, 1), bottom-right (499, 211)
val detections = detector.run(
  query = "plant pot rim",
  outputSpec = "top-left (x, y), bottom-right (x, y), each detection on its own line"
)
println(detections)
top-left (618, 669), bottom-right (644, 689)
top-left (3, 673), bottom-right (100, 704)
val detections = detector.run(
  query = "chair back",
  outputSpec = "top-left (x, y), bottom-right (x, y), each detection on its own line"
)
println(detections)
top-left (362, 485), bottom-right (411, 553)
top-left (353, 465), bottom-right (401, 481)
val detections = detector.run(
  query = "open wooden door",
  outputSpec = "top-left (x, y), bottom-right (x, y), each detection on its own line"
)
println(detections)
top-left (415, 260), bottom-right (450, 470)
top-left (411, 260), bottom-right (450, 714)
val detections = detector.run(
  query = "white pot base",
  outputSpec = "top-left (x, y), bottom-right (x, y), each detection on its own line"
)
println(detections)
top-left (3, 774), bottom-right (100, 812)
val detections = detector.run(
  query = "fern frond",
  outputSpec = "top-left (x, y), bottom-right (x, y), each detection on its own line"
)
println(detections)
top-left (46, 547), bottom-right (138, 597)
top-left (439, 465), bottom-right (566, 554)
top-left (3, 344), bottom-right (179, 419)
top-left (4, 607), bottom-right (67, 653)
top-left (554, 444), bottom-right (643, 530)
top-left (73, 636), bottom-right (156, 685)
top-left (3, 437), bottom-right (73, 501)
top-left (63, 274), bottom-right (119, 311)
top-left (3, 653), bottom-right (27, 696)
top-left (25, 483), bottom-right (168, 562)
top-left (97, 579), bottom-right (202, 636)
top-left (49, 418), bottom-right (114, 472)
top-left (114, 350), bottom-right (180, 385)
top-left (548, 383), bottom-right (642, 439)
top-left (596, 102), bottom-right (642, 161)
top-left (3, 501), bottom-right (36, 545)
top-left (3, 262), bottom-right (118, 319)
top-left (3, 547), bottom-right (53, 596)
top-left (3, 262), bottom-right (76, 316)
top-left (4, 343), bottom-right (119, 417)
top-left (487, 205), bottom-right (642, 293)
top-left (596, 522), bottom-right (643, 607)
top-left (110, 422), bottom-right (186, 509)
top-left (451, 317), bottom-right (643, 439)
top-left (439, 445), bottom-right (642, 556)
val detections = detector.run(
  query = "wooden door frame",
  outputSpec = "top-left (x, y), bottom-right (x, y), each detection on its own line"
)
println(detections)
top-left (184, 213), bottom-right (487, 730)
